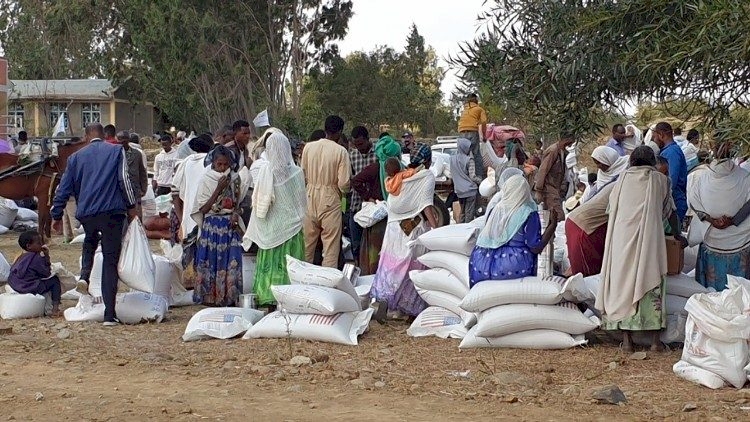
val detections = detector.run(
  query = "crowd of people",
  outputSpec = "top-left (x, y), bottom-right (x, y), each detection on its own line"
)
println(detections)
top-left (3, 94), bottom-right (749, 354)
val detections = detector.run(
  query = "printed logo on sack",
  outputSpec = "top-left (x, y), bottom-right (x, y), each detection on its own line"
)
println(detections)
top-left (310, 314), bottom-right (342, 326)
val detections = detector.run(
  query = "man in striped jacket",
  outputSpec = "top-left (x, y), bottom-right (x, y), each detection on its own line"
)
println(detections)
top-left (51, 123), bottom-right (137, 326)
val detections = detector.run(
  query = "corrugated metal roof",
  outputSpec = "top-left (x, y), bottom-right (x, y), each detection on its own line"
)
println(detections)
top-left (8, 79), bottom-right (115, 100)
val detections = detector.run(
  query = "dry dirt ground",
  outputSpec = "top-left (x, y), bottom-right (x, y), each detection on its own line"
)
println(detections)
top-left (1, 234), bottom-right (749, 421)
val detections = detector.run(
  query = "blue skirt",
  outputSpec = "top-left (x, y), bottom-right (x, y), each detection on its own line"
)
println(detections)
top-left (469, 245), bottom-right (537, 287)
top-left (695, 243), bottom-right (750, 292)
top-left (194, 214), bottom-right (243, 306)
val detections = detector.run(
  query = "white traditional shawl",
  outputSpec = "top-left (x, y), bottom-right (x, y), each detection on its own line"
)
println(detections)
top-left (172, 153), bottom-right (208, 238)
top-left (688, 160), bottom-right (750, 253)
top-left (190, 167), bottom-right (251, 229)
top-left (596, 166), bottom-right (672, 321)
top-left (387, 169), bottom-right (435, 222)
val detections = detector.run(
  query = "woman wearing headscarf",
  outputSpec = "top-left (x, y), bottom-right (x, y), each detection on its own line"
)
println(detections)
top-left (372, 144), bottom-right (439, 321)
top-left (191, 145), bottom-right (251, 306)
top-left (689, 141), bottom-right (750, 291)
top-left (581, 145), bottom-right (629, 203)
top-left (596, 146), bottom-right (682, 352)
top-left (482, 167), bottom-right (524, 224)
top-left (243, 132), bottom-right (306, 308)
top-left (469, 175), bottom-right (558, 286)
top-left (352, 135), bottom-right (403, 275)
top-left (622, 124), bottom-right (643, 155)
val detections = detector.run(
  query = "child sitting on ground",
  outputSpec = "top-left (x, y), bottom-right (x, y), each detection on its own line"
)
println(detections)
top-left (384, 157), bottom-right (418, 195)
top-left (7, 232), bottom-right (62, 316)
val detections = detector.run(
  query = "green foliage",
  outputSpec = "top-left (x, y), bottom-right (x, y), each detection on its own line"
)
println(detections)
top-left (303, 25), bottom-right (454, 138)
top-left (0, 0), bottom-right (111, 78)
top-left (0, 0), bottom-right (353, 132)
top-left (453, 1), bottom-right (750, 143)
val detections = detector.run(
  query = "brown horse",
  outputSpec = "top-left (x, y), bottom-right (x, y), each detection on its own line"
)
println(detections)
top-left (0, 140), bottom-right (89, 241)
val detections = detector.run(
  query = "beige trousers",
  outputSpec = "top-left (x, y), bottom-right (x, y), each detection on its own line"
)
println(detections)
top-left (303, 197), bottom-right (342, 269)
top-left (62, 199), bottom-right (79, 242)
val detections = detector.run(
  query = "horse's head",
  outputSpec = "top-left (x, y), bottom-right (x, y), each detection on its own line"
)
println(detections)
top-left (47, 139), bottom-right (90, 173)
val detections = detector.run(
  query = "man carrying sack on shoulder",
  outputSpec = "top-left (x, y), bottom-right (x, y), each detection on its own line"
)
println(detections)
top-left (458, 93), bottom-right (489, 180)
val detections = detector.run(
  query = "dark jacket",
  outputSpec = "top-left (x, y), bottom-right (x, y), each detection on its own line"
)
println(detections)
top-left (51, 139), bottom-right (136, 221)
top-left (8, 252), bottom-right (50, 293)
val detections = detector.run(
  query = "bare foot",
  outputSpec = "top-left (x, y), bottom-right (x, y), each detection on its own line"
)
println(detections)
top-left (621, 331), bottom-right (634, 353)
top-left (649, 331), bottom-right (664, 351)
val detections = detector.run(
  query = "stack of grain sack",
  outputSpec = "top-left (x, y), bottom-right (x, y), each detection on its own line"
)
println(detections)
top-left (456, 273), bottom-right (597, 349)
top-left (673, 275), bottom-right (750, 389)
top-left (408, 223), bottom-right (596, 349)
top-left (243, 256), bottom-right (373, 345)
top-left (63, 221), bottom-right (194, 324)
top-left (407, 224), bottom-right (480, 339)
top-left (570, 272), bottom-right (711, 344)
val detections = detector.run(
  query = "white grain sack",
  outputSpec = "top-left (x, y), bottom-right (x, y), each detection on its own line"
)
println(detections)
top-left (410, 268), bottom-right (469, 299)
top-left (271, 284), bottom-right (360, 315)
top-left (244, 308), bottom-right (374, 346)
top-left (460, 327), bottom-right (587, 350)
top-left (475, 302), bottom-right (599, 338)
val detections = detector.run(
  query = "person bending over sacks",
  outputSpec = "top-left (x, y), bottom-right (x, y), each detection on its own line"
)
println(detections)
top-left (7, 232), bottom-right (62, 316)
top-left (469, 174), bottom-right (557, 287)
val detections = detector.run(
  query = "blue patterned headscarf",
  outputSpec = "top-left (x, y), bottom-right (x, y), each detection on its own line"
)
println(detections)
top-left (410, 143), bottom-right (432, 167)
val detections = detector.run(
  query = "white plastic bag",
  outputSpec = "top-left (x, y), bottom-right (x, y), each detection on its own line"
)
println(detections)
top-left (152, 255), bottom-right (177, 300)
top-left (141, 184), bottom-right (157, 219)
top-left (673, 360), bottom-right (726, 389)
top-left (0, 293), bottom-right (46, 319)
top-left (666, 273), bottom-right (709, 298)
top-left (116, 292), bottom-right (168, 324)
top-left (460, 276), bottom-right (569, 312)
top-left (244, 309), bottom-right (373, 346)
top-left (681, 279), bottom-right (750, 389)
top-left (0, 252), bottom-right (10, 282)
top-left (354, 201), bottom-right (388, 228)
top-left (171, 290), bottom-right (195, 307)
top-left (0, 199), bottom-right (18, 228)
top-left (271, 285), bottom-right (360, 315)
top-left (460, 327), bottom-right (587, 350)
top-left (182, 307), bottom-right (264, 341)
top-left (686, 218), bottom-right (709, 247)
top-left (475, 302), bottom-right (600, 337)
top-left (70, 233), bottom-right (85, 244)
top-left (410, 268), bottom-right (469, 300)
top-left (15, 208), bottom-right (38, 222)
top-left (414, 287), bottom-right (476, 328)
top-left (417, 251), bottom-right (470, 287)
top-left (285, 255), bottom-right (358, 302)
top-left (416, 223), bottom-right (479, 255)
top-left (407, 306), bottom-right (468, 339)
top-left (64, 292), bottom-right (168, 324)
top-left (118, 218), bottom-right (156, 293)
top-left (683, 245), bottom-right (699, 274)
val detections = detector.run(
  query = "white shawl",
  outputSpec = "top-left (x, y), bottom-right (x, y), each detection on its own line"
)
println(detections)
top-left (596, 166), bottom-right (672, 321)
top-left (591, 146), bottom-right (629, 190)
top-left (190, 167), bottom-right (251, 229)
top-left (172, 153), bottom-right (207, 238)
top-left (387, 169), bottom-right (435, 222)
top-left (622, 124), bottom-right (642, 155)
top-left (688, 160), bottom-right (750, 253)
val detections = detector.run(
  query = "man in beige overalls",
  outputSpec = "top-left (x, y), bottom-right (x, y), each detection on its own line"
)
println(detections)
top-left (301, 115), bottom-right (351, 268)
